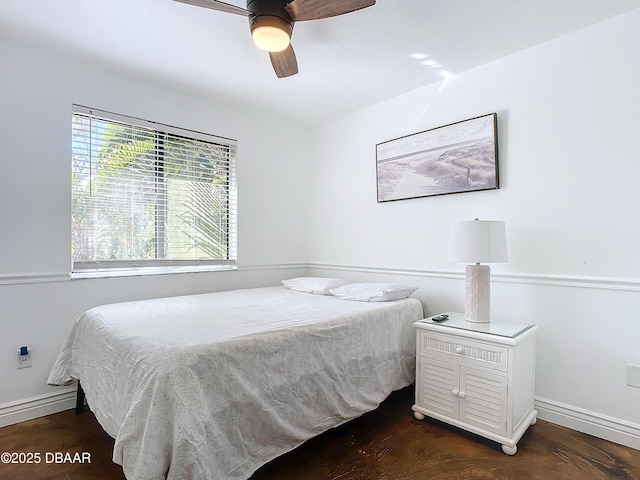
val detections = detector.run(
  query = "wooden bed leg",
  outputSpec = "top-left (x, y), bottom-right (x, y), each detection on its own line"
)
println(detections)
top-left (75, 381), bottom-right (86, 415)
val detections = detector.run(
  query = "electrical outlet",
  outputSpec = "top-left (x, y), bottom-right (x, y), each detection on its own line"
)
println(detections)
top-left (628, 364), bottom-right (640, 388)
top-left (18, 346), bottom-right (32, 369)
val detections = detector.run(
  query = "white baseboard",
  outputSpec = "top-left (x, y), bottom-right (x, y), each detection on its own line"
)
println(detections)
top-left (2, 388), bottom-right (639, 453)
top-left (535, 397), bottom-right (640, 450)
top-left (0, 387), bottom-right (77, 428)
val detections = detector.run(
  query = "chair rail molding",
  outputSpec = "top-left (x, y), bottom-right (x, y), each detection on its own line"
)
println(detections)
top-left (306, 263), bottom-right (640, 292)
top-left (0, 263), bottom-right (308, 286)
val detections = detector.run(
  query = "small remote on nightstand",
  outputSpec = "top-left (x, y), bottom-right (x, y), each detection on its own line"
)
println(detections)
top-left (432, 314), bottom-right (449, 322)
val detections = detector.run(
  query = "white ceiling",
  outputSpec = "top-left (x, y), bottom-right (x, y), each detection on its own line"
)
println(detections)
top-left (2, 0), bottom-right (639, 125)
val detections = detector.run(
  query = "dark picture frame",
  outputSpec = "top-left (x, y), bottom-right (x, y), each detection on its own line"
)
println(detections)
top-left (376, 113), bottom-right (499, 202)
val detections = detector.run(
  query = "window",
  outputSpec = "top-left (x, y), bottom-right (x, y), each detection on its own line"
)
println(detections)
top-left (71, 105), bottom-right (237, 277)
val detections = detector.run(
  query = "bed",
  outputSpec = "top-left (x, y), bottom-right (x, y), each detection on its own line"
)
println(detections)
top-left (47, 284), bottom-right (423, 480)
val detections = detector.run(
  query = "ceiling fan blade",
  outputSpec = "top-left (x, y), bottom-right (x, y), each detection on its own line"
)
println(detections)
top-left (285, 0), bottom-right (375, 21)
top-left (269, 45), bottom-right (298, 78)
top-left (173, 0), bottom-right (250, 16)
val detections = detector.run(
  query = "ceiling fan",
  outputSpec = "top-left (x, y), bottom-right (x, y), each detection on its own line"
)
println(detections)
top-left (173, 0), bottom-right (376, 78)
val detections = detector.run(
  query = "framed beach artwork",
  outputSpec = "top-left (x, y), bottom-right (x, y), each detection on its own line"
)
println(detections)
top-left (376, 113), bottom-right (499, 202)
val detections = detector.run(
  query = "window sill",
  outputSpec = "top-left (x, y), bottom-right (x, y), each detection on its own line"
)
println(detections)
top-left (70, 264), bottom-right (237, 280)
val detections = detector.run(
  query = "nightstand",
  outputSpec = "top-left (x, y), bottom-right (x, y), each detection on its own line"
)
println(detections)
top-left (412, 312), bottom-right (538, 455)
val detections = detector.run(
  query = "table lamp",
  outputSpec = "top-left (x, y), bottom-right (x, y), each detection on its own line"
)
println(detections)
top-left (448, 219), bottom-right (508, 323)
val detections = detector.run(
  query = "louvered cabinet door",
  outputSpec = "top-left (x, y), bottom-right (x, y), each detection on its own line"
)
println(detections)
top-left (416, 356), bottom-right (459, 419)
top-left (458, 366), bottom-right (508, 436)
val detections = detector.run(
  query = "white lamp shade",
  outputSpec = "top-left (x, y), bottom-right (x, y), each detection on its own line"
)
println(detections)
top-left (448, 220), bottom-right (508, 264)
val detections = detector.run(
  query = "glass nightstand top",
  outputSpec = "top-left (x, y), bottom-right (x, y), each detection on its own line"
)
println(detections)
top-left (418, 312), bottom-right (534, 338)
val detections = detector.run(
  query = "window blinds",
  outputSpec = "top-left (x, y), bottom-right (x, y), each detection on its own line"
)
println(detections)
top-left (71, 105), bottom-right (237, 275)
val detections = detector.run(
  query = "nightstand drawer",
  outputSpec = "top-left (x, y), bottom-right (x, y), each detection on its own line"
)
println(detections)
top-left (418, 331), bottom-right (508, 372)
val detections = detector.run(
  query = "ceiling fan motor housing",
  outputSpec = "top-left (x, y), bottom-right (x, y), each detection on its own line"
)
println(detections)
top-left (248, 0), bottom-right (294, 37)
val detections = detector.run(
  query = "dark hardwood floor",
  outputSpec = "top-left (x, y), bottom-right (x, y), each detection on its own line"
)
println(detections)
top-left (1, 386), bottom-right (639, 479)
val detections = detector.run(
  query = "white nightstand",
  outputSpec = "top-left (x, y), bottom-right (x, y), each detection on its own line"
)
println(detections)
top-left (412, 312), bottom-right (538, 455)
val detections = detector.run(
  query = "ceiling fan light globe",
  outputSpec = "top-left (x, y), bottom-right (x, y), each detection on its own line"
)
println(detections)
top-left (252, 26), bottom-right (290, 52)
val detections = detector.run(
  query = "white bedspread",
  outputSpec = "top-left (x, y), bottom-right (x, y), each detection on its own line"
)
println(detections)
top-left (48, 286), bottom-right (423, 480)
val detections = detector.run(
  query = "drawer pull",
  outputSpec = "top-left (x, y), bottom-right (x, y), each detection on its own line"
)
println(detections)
top-left (455, 346), bottom-right (464, 355)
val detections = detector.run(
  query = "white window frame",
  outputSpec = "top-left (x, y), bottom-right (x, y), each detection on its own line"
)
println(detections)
top-left (71, 105), bottom-right (237, 278)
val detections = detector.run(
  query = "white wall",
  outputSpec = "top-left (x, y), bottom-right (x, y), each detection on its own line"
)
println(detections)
top-left (0, 38), bottom-right (310, 417)
top-left (307, 10), bottom-right (640, 448)
top-left (2, 9), bottom-right (640, 451)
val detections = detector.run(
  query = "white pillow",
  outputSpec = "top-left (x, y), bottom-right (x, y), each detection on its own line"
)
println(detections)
top-left (329, 283), bottom-right (418, 302)
top-left (282, 277), bottom-right (349, 295)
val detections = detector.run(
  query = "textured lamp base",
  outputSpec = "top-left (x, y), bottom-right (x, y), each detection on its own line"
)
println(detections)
top-left (465, 264), bottom-right (490, 323)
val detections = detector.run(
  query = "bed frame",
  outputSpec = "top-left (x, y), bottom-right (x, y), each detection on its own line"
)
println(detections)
top-left (75, 381), bottom-right (86, 415)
